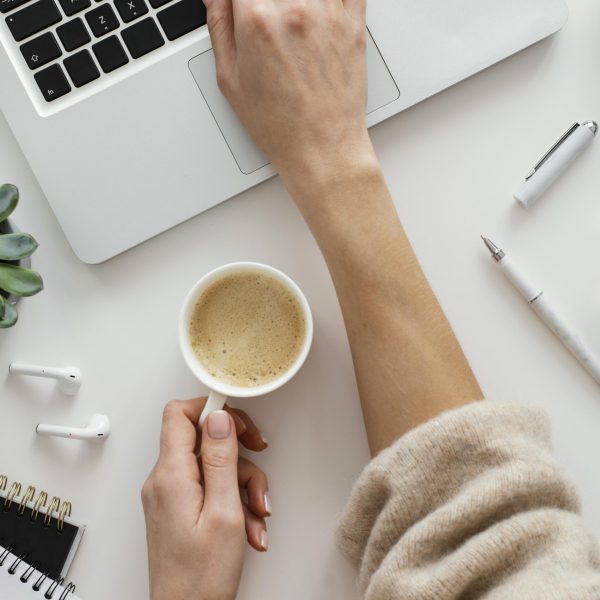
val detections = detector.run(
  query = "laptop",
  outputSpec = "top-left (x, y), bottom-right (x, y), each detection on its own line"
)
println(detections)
top-left (0, 0), bottom-right (567, 263)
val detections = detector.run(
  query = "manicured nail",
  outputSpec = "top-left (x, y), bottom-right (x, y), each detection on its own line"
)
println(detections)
top-left (264, 491), bottom-right (272, 516)
top-left (261, 434), bottom-right (269, 447)
top-left (260, 530), bottom-right (269, 551)
top-left (207, 410), bottom-right (231, 439)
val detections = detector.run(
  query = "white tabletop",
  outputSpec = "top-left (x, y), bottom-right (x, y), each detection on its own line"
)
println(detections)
top-left (2, 1), bottom-right (600, 597)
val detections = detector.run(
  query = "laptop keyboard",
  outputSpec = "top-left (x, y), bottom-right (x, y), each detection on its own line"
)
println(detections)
top-left (2, 0), bottom-right (207, 102)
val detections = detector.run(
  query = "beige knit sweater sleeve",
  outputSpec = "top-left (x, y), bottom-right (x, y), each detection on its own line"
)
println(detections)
top-left (337, 401), bottom-right (600, 599)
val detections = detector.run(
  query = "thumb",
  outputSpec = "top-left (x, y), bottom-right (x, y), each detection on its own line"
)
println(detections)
top-left (201, 410), bottom-right (242, 516)
top-left (203, 0), bottom-right (235, 78)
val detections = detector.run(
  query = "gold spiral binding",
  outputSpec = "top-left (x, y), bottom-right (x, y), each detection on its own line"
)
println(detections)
top-left (44, 496), bottom-right (61, 527)
top-left (0, 475), bottom-right (74, 532)
top-left (4, 481), bottom-right (21, 510)
top-left (31, 490), bottom-right (48, 522)
top-left (17, 485), bottom-right (35, 515)
top-left (57, 501), bottom-right (71, 532)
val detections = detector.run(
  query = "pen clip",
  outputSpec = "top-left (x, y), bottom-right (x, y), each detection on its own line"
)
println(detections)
top-left (525, 122), bottom-right (580, 180)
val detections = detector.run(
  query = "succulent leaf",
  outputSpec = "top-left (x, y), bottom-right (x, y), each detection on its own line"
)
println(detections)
top-left (0, 301), bottom-right (17, 328)
top-left (0, 184), bottom-right (19, 223)
top-left (0, 264), bottom-right (43, 297)
top-left (0, 294), bottom-right (4, 320)
top-left (0, 233), bottom-right (39, 261)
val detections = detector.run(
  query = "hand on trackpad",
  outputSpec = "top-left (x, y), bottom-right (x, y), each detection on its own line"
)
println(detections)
top-left (188, 30), bottom-right (399, 175)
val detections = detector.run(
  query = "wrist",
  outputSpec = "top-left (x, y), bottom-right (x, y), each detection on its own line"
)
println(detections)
top-left (278, 133), bottom-right (382, 207)
top-left (150, 582), bottom-right (193, 600)
top-left (149, 559), bottom-right (205, 600)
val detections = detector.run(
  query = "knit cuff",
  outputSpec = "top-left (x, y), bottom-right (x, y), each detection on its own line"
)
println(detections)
top-left (337, 401), bottom-right (589, 598)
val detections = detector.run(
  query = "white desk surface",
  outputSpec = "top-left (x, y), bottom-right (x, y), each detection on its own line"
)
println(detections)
top-left (2, 1), bottom-right (600, 597)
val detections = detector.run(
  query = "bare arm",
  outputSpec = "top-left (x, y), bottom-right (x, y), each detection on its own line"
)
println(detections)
top-left (289, 158), bottom-right (482, 454)
top-left (205, 0), bottom-right (482, 455)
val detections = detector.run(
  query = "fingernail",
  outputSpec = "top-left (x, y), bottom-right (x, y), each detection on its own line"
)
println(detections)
top-left (261, 434), bottom-right (269, 447)
top-left (264, 491), bottom-right (272, 516)
top-left (260, 530), bottom-right (269, 551)
top-left (207, 410), bottom-right (231, 439)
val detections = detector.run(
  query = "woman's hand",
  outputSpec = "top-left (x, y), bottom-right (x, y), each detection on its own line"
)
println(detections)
top-left (142, 399), bottom-right (271, 600)
top-left (203, 0), bottom-right (373, 180)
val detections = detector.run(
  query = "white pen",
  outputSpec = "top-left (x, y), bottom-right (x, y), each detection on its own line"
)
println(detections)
top-left (482, 236), bottom-right (600, 385)
top-left (515, 120), bottom-right (598, 209)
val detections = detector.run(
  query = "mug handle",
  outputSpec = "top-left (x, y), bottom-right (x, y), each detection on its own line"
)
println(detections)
top-left (199, 390), bottom-right (228, 426)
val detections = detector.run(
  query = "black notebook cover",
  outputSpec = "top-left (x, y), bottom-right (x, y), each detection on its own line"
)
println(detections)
top-left (0, 484), bottom-right (84, 580)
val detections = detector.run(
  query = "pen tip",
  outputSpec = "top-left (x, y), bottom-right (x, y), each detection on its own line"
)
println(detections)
top-left (481, 236), bottom-right (505, 261)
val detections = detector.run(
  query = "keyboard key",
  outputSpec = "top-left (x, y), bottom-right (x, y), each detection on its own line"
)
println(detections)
top-left (56, 17), bottom-right (90, 50)
top-left (0, 0), bottom-right (32, 15)
top-left (148, 0), bottom-right (170, 8)
top-left (85, 3), bottom-right (117, 37)
top-left (34, 62), bottom-right (70, 101)
top-left (64, 48), bottom-right (99, 86)
top-left (157, 0), bottom-right (205, 41)
top-left (57, 0), bottom-right (89, 16)
top-left (20, 31), bottom-right (60, 69)
top-left (92, 34), bottom-right (127, 72)
top-left (6, 0), bottom-right (61, 42)
top-left (121, 17), bottom-right (163, 58)
top-left (114, 0), bottom-right (146, 23)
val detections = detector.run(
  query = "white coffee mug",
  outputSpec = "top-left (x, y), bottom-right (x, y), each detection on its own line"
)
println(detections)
top-left (179, 262), bottom-right (313, 425)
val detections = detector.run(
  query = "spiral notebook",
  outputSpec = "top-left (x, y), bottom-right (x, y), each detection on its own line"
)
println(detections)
top-left (0, 545), bottom-right (80, 599)
top-left (0, 475), bottom-right (85, 596)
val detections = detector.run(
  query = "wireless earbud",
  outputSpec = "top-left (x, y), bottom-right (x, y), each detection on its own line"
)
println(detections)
top-left (36, 414), bottom-right (110, 441)
top-left (8, 363), bottom-right (82, 395)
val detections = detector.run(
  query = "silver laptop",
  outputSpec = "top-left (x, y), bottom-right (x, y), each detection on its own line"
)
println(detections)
top-left (0, 0), bottom-right (567, 263)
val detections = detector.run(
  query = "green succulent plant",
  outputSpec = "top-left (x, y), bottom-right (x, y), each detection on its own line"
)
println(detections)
top-left (0, 184), bottom-right (43, 328)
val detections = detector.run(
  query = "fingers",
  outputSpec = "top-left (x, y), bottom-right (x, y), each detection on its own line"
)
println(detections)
top-left (159, 398), bottom-right (208, 464)
top-left (238, 456), bottom-right (271, 518)
top-left (238, 456), bottom-right (270, 552)
top-left (229, 407), bottom-right (269, 452)
top-left (203, 0), bottom-right (236, 76)
top-left (225, 405), bottom-right (247, 436)
top-left (243, 503), bottom-right (268, 552)
top-left (200, 410), bottom-right (243, 518)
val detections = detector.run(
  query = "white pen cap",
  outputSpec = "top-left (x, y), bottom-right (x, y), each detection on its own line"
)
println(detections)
top-left (515, 121), bottom-right (598, 209)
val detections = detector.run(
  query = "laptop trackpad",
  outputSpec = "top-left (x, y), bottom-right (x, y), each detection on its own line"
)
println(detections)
top-left (188, 30), bottom-right (400, 175)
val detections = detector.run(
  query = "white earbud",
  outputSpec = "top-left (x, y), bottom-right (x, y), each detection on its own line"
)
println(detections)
top-left (8, 363), bottom-right (82, 395)
top-left (36, 414), bottom-right (110, 441)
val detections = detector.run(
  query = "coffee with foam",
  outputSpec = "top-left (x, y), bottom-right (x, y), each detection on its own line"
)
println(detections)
top-left (189, 271), bottom-right (306, 387)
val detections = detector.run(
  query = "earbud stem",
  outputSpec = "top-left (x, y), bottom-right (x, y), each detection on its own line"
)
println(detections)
top-left (36, 424), bottom-right (84, 439)
top-left (9, 362), bottom-right (82, 395)
top-left (9, 363), bottom-right (65, 380)
top-left (36, 414), bottom-right (110, 441)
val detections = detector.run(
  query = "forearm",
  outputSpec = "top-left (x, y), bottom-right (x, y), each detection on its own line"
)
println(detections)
top-left (281, 143), bottom-right (482, 455)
